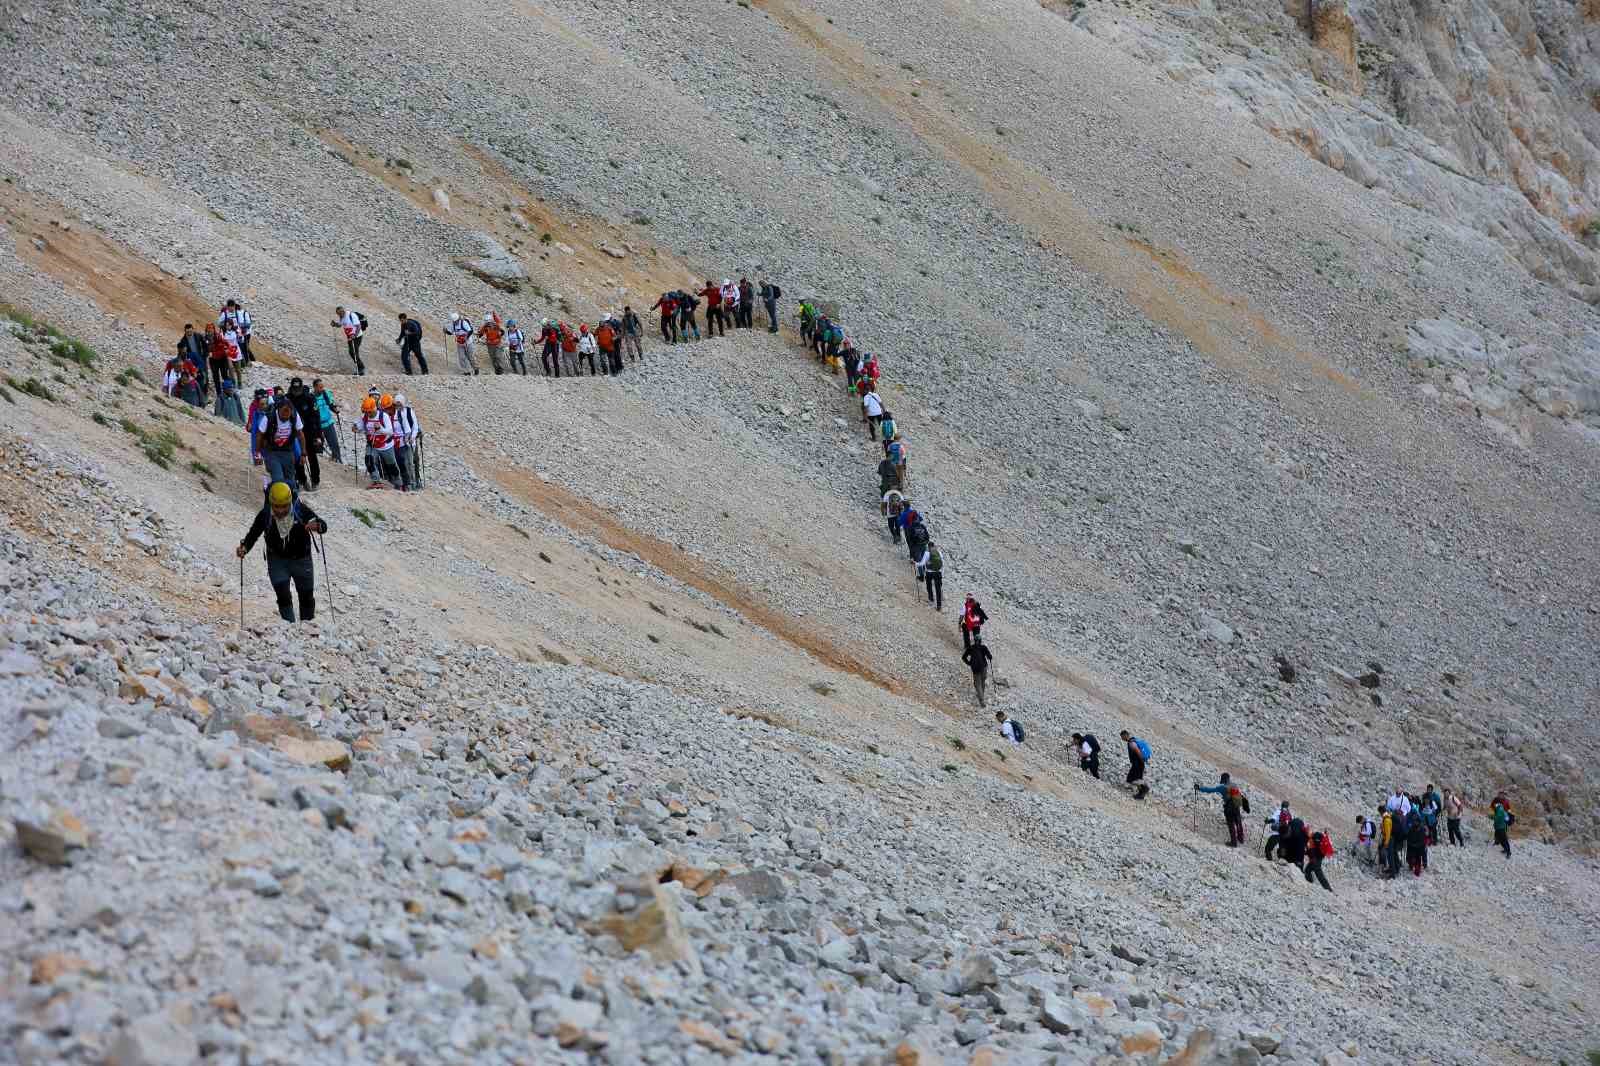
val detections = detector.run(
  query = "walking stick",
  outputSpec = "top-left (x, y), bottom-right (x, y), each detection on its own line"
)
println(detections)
top-left (314, 532), bottom-right (335, 616)
top-left (238, 553), bottom-right (245, 629)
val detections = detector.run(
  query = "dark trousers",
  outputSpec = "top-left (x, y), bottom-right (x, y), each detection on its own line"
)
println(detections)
top-left (1447, 818), bottom-right (1463, 845)
top-left (765, 300), bottom-right (778, 331)
top-left (925, 570), bottom-right (942, 609)
top-left (347, 335), bottom-right (365, 373)
top-left (679, 310), bottom-right (698, 338)
top-left (607, 348), bottom-right (623, 375)
top-left (239, 334), bottom-right (254, 364)
top-left (295, 444), bottom-right (322, 489)
top-left (266, 555), bottom-right (315, 622)
top-left (209, 359), bottom-right (229, 397)
top-left (578, 352), bottom-right (597, 375)
top-left (1080, 754), bottom-right (1101, 779)
top-left (1265, 834), bottom-right (1281, 860)
top-left (1494, 827), bottom-right (1511, 856)
top-left (508, 347), bottom-right (527, 375)
top-left (706, 307), bottom-right (726, 336)
top-left (400, 338), bottom-right (428, 374)
top-left (1226, 813), bottom-right (1244, 846)
top-left (888, 515), bottom-right (901, 543)
top-left (1305, 859), bottom-right (1331, 891)
top-left (542, 344), bottom-right (560, 377)
top-left (661, 316), bottom-right (678, 342)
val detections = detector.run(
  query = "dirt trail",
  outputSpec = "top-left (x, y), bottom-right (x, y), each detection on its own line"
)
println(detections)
top-left (1, 185), bottom-right (293, 368)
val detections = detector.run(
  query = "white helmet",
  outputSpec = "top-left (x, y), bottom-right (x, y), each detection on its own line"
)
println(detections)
top-left (450, 312), bottom-right (461, 323)
top-left (722, 278), bottom-right (730, 286)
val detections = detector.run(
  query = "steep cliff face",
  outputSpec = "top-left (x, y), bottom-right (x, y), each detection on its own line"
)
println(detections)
top-left (1057, 0), bottom-right (1600, 302)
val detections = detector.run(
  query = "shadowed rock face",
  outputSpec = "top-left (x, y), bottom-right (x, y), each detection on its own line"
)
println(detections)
top-left (1061, 0), bottom-right (1600, 300)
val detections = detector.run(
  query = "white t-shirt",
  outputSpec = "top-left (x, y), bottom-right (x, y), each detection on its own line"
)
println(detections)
top-left (862, 392), bottom-right (883, 418)
top-left (338, 311), bottom-right (363, 339)
top-left (448, 318), bottom-right (474, 346)
top-left (1000, 719), bottom-right (1019, 743)
top-left (256, 408), bottom-right (303, 450)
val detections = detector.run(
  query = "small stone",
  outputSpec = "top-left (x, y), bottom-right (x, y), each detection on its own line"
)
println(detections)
top-left (587, 883), bottom-right (701, 976)
top-left (1110, 943), bottom-right (1147, 966)
top-left (107, 1010), bottom-right (199, 1066)
top-left (1118, 1019), bottom-right (1165, 1055)
top-left (227, 868), bottom-right (282, 897)
top-left (14, 807), bottom-right (90, 866)
top-left (1197, 614), bottom-right (1236, 644)
top-left (31, 953), bottom-right (91, 984)
top-left (1039, 992), bottom-right (1090, 1035)
top-left (97, 716), bottom-right (144, 739)
top-left (680, 1019), bottom-right (738, 1055)
top-left (272, 736), bottom-right (351, 772)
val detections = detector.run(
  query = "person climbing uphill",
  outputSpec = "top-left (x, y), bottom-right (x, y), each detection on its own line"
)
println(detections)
top-left (254, 394), bottom-right (306, 501)
top-left (237, 482), bottom-right (327, 624)
top-left (357, 395), bottom-right (404, 490)
top-left (1195, 773), bottom-right (1250, 847)
top-left (505, 318), bottom-right (529, 376)
top-left (960, 596), bottom-right (988, 650)
top-left (446, 312), bottom-right (479, 375)
top-left (332, 305), bottom-right (367, 375)
top-left (996, 710), bottom-right (1023, 744)
top-left (700, 280), bottom-right (726, 337)
top-left (312, 380), bottom-right (341, 465)
top-left (961, 633), bottom-right (993, 708)
top-left (479, 312), bottom-right (507, 375)
top-left (918, 540), bottom-right (944, 610)
top-left (1121, 729), bottom-right (1150, 799)
top-left (396, 313), bottom-right (429, 375)
top-left (576, 324), bottom-right (599, 375)
top-left (1070, 732), bottom-right (1102, 779)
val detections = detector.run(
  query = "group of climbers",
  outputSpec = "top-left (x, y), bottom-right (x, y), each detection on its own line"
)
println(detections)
top-left (652, 278), bottom-right (780, 342)
top-left (165, 301), bottom-right (256, 414)
top-left (329, 305), bottom-right (648, 378)
top-left (244, 379), bottom-right (422, 499)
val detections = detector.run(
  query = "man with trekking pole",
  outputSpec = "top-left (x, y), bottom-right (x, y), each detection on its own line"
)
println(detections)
top-left (236, 482), bottom-right (328, 623)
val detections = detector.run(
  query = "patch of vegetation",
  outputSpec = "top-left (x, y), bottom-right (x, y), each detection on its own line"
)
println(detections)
top-left (808, 680), bottom-right (836, 696)
top-left (866, 744), bottom-right (880, 755)
top-left (946, 735), bottom-right (966, 751)
top-left (5, 376), bottom-right (55, 402)
top-left (350, 507), bottom-right (385, 528)
top-left (189, 460), bottom-right (214, 477)
top-left (48, 336), bottom-right (97, 369)
top-left (942, 763), bottom-right (958, 772)
top-left (115, 366), bottom-right (143, 387)
top-left (116, 419), bottom-right (179, 467)
top-left (993, 749), bottom-right (1006, 761)
top-left (539, 232), bottom-right (553, 245)
top-left (1584, 219), bottom-right (1600, 239)
top-left (507, 523), bottom-right (530, 539)
top-left (1111, 220), bottom-right (1143, 234)
top-left (0, 384), bottom-right (12, 404)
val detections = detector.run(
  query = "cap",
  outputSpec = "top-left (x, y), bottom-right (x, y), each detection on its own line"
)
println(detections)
top-left (268, 482), bottom-right (292, 506)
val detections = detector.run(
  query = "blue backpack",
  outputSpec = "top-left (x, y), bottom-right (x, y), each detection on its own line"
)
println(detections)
top-left (1135, 737), bottom-right (1152, 761)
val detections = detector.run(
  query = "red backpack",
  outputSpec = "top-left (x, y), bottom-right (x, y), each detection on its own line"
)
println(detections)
top-left (1318, 832), bottom-right (1334, 859)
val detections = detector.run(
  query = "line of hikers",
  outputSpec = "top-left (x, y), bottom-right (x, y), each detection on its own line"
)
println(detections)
top-left (1189, 772), bottom-right (1519, 893)
top-left (165, 302), bottom-right (257, 412)
top-left (653, 278), bottom-right (782, 342)
top-left (329, 305), bottom-right (648, 377)
top-left (244, 379), bottom-right (424, 498)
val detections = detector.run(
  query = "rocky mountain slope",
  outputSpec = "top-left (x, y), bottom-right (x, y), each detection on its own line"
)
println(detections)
top-left (2, 0), bottom-right (1599, 1063)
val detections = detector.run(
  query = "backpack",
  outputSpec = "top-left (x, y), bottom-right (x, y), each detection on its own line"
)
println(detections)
top-left (356, 311), bottom-right (368, 333)
top-left (908, 520), bottom-right (928, 545)
top-left (1134, 737), bottom-right (1151, 762)
top-left (1319, 833), bottom-right (1334, 859)
top-left (1083, 733), bottom-right (1101, 755)
top-left (925, 546), bottom-right (942, 572)
top-left (1008, 719), bottom-right (1025, 743)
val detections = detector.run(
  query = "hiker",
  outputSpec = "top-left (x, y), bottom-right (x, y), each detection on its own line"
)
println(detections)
top-left (237, 482), bottom-right (326, 623)
top-left (904, 509), bottom-right (930, 578)
top-left (357, 396), bottom-right (404, 490)
top-left (558, 321), bottom-right (579, 376)
top-left (446, 312), bottom-right (479, 375)
top-left (700, 280), bottom-right (726, 337)
top-left (396, 314), bottom-right (429, 375)
top-left (595, 315), bottom-right (617, 372)
top-left (879, 452), bottom-right (903, 498)
top-left (215, 374), bottom-right (246, 425)
top-left (960, 596), bottom-right (988, 650)
top-left (1194, 773), bottom-right (1249, 847)
top-left (622, 306), bottom-right (643, 361)
top-left (287, 378), bottom-right (323, 491)
top-left (479, 313), bottom-right (507, 375)
top-left (719, 279), bottom-right (738, 330)
top-left (737, 278), bottom-right (755, 328)
top-left (1420, 789), bottom-right (1440, 847)
top-left (539, 319), bottom-right (562, 377)
top-left (177, 324), bottom-right (208, 395)
top-left (1354, 812), bottom-right (1376, 865)
top-left (652, 292), bottom-right (678, 343)
top-left (917, 540), bottom-right (944, 610)
top-left (1405, 807), bottom-right (1428, 876)
top-left (1386, 788), bottom-right (1411, 818)
top-left (1379, 804), bottom-right (1398, 878)
top-left (1305, 831), bottom-right (1333, 892)
top-left (1444, 789), bottom-right (1465, 846)
top-left (862, 385), bottom-right (885, 439)
top-left (961, 633), bottom-right (993, 708)
top-left (1491, 800), bottom-right (1512, 858)
top-left (393, 393), bottom-right (422, 489)
top-left (253, 394), bottom-right (306, 500)
top-left (505, 318), bottom-right (529, 376)
top-left (887, 434), bottom-right (909, 492)
top-left (798, 300), bottom-right (816, 345)
top-left (332, 306), bottom-right (367, 374)
top-left (883, 492), bottom-right (905, 544)
top-left (843, 344), bottom-right (861, 390)
top-left (219, 299), bottom-right (254, 364)
top-left (678, 290), bottom-right (701, 341)
top-left (1120, 730), bottom-right (1150, 799)
top-left (199, 323), bottom-right (229, 399)
top-left (760, 279), bottom-right (781, 332)
top-left (176, 364), bottom-right (203, 407)
top-left (1280, 817), bottom-right (1309, 870)
top-left (1264, 801), bottom-right (1292, 860)
top-left (996, 711), bottom-right (1022, 744)
top-left (575, 324), bottom-right (599, 375)
top-left (879, 410), bottom-right (898, 454)
top-left (380, 395), bottom-right (414, 492)
top-left (1070, 733), bottom-right (1102, 779)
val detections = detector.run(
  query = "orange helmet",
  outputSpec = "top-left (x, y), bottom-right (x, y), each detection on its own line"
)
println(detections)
top-left (380, 393), bottom-right (394, 408)
top-left (361, 396), bottom-right (377, 414)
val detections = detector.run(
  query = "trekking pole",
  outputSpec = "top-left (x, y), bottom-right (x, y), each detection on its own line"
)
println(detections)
top-left (315, 532), bottom-right (335, 616)
top-left (238, 554), bottom-right (245, 629)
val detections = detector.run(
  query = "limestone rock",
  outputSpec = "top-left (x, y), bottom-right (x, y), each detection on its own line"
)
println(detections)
top-left (14, 806), bottom-right (90, 866)
top-left (588, 883), bottom-right (702, 976)
top-left (272, 736), bottom-right (352, 772)
top-left (107, 1010), bottom-right (199, 1066)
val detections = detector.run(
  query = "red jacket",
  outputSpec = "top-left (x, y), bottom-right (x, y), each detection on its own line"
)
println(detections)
top-left (699, 286), bottom-right (722, 307)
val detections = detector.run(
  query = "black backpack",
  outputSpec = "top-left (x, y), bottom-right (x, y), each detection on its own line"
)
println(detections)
top-left (908, 520), bottom-right (928, 545)
top-left (356, 311), bottom-right (369, 333)
top-left (772, 284), bottom-right (782, 300)
top-left (1083, 733), bottom-right (1101, 755)
top-left (1009, 719), bottom-right (1025, 743)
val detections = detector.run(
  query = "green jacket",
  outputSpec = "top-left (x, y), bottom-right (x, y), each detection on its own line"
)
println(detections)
top-left (1492, 805), bottom-right (1510, 830)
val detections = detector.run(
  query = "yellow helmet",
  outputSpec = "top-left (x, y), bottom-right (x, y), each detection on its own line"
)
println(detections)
top-left (267, 482), bottom-right (292, 506)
